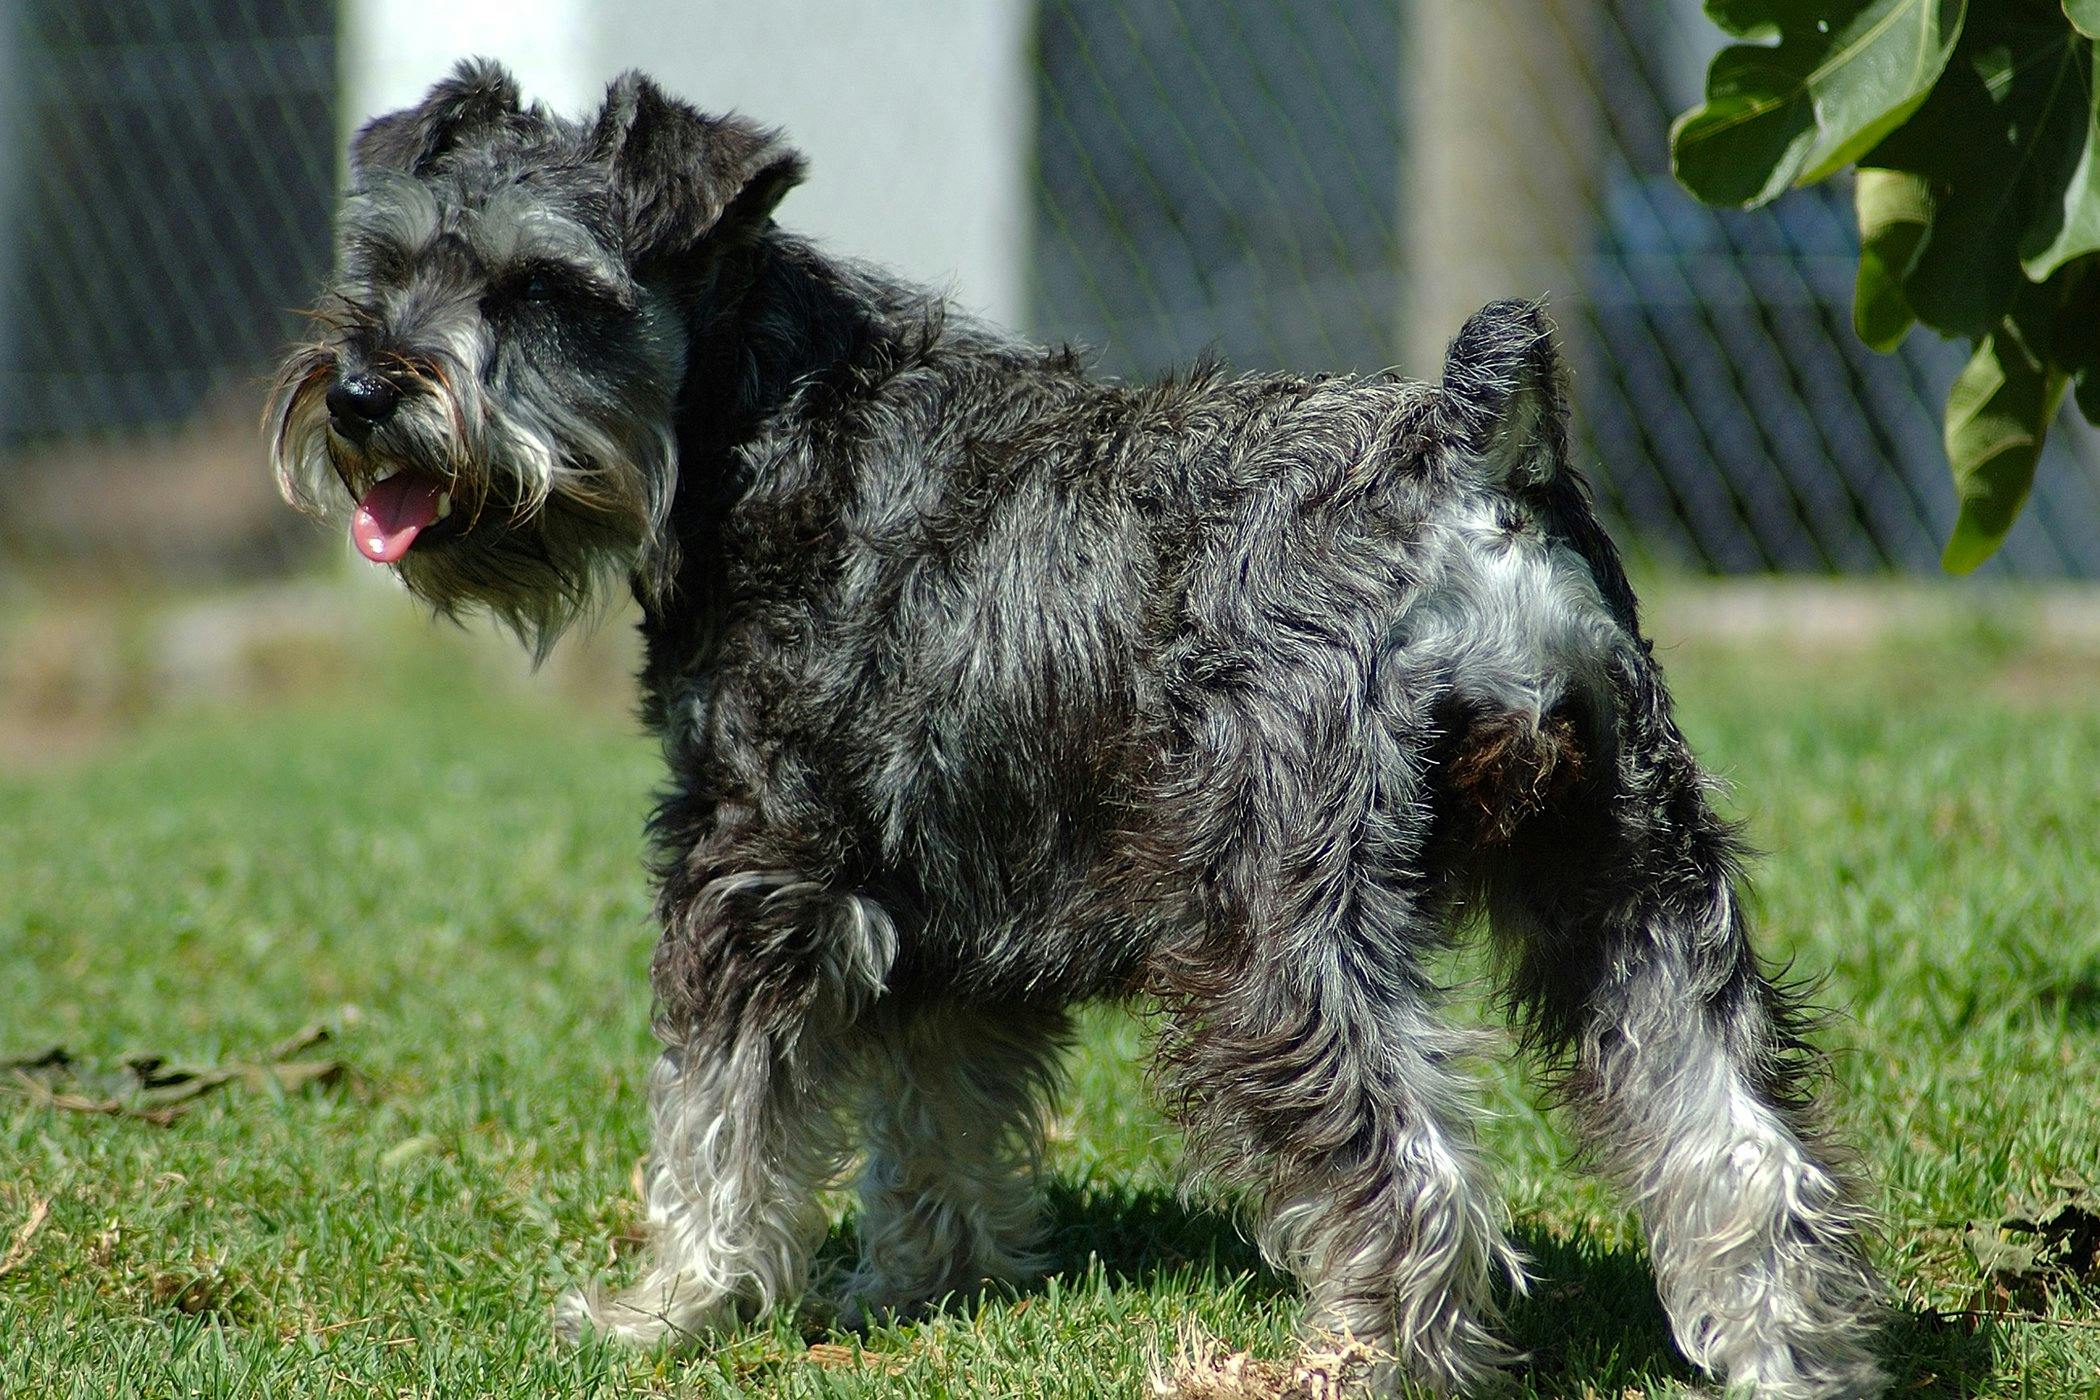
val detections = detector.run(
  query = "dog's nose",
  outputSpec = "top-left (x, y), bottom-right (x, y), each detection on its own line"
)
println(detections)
top-left (326, 373), bottom-right (400, 431)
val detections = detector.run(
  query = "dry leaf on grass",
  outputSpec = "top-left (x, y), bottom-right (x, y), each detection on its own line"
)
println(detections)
top-left (805, 1341), bottom-right (910, 1373)
top-left (1965, 1176), bottom-right (2100, 1300)
top-left (0, 1023), bottom-right (345, 1124)
top-left (0, 1195), bottom-right (51, 1278)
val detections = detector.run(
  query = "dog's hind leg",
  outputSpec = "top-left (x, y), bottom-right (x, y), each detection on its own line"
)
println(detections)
top-left (1491, 651), bottom-right (1886, 1399)
top-left (1160, 908), bottom-right (1524, 1394)
top-left (841, 1003), bottom-right (1070, 1320)
top-left (1154, 715), bottom-right (1527, 1395)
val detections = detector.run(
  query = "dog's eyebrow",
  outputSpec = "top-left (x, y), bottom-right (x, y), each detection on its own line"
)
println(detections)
top-left (339, 172), bottom-right (441, 273)
top-left (471, 191), bottom-right (630, 296)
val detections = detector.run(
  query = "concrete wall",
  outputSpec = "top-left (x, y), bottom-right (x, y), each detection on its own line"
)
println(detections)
top-left (339, 0), bottom-right (1033, 326)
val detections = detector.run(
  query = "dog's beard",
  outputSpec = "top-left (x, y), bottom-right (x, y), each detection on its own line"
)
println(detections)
top-left (267, 345), bottom-right (678, 659)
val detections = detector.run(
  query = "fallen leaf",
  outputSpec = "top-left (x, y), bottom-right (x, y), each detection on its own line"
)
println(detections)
top-left (805, 1341), bottom-right (908, 1373)
top-left (0, 1025), bottom-right (346, 1124)
top-left (1965, 1180), bottom-right (2100, 1297)
top-left (1964, 1225), bottom-right (2039, 1280)
top-left (0, 1195), bottom-right (51, 1278)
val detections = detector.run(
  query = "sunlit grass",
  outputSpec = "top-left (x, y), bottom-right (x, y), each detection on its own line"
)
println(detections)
top-left (3, 583), bottom-right (2098, 1395)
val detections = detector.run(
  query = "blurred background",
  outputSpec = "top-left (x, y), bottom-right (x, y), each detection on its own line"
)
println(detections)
top-left (6, 0), bottom-right (2100, 760)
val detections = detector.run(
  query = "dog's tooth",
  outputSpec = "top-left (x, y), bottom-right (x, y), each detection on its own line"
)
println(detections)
top-left (435, 491), bottom-right (452, 520)
top-left (373, 467), bottom-right (399, 486)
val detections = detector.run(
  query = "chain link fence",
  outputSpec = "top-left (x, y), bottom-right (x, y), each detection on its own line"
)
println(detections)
top-left (0, 0), bottom-right (337, 582)
top-left (1032, 0), bottom-right (2100, 577)
top-left (7, 0), bottom-right (2100, 584)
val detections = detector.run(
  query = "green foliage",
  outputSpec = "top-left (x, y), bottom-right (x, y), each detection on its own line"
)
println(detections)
top-left (1852, 168), bottom-right (1934, 352)
top-left (1941, 300), bottom-right (2068, 572)
top-left (1673, 0), bottom-right (2100, 571)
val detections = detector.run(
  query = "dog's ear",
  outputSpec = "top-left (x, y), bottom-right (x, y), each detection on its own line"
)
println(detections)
top-left (592, 72), bottom-right (805, 273)
top-left (352, 57), bottom-right (523, 179)
top-left (1437, 300), bottom-right (1568, 487)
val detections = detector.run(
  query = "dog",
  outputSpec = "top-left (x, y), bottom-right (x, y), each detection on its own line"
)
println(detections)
top-left (268, 60), bottom-right (1887, 1397)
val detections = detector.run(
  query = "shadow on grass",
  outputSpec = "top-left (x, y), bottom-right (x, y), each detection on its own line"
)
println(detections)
top-left (1502, 1225), bottom-right (1687, 1391)
top-left (1875, 1304), bottom-right (1999, 1398)
top-left (1507, 1228), bottom-right (1996, 1396)
top-left (811, 1177), bottom-right (1292, 1326)
top-left (1035, 1178), bottom-right (1287, 1296)
top-left (1024, 1196), bottom-right (1699, 1394)
top-left (817, 1183), bottom-right (1995, 1395)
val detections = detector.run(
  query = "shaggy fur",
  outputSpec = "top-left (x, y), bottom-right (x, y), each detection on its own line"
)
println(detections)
top-left (269, 60), bottom-right (1888, 1397)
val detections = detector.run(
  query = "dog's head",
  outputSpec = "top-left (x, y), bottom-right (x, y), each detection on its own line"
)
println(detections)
top-left (268, 59), bottom-right (803, 654)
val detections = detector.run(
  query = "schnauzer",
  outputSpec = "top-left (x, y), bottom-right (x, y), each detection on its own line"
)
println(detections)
top-left (269, 60), bottom-right (1886, 1397)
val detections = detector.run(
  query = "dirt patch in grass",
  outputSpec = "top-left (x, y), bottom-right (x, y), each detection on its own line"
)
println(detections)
top-left (1152, 1328), bottom-right (1381, 1399)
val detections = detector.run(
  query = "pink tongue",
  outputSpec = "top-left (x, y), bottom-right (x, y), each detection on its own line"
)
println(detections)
top-left (351, 473), bottom-right (443, 562)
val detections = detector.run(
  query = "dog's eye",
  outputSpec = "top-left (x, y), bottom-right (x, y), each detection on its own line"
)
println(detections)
top-left (494, 264), bottom-right (627, 317)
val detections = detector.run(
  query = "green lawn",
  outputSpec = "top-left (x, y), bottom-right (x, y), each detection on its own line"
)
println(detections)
top-left (4, 587), bottom-right (2100, 1397)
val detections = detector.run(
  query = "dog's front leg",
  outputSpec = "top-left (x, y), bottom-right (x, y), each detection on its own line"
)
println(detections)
top-left (555, 1027), bottom-right (856, 1346)
top-left (844, 1003), bottom-right (1073, 1321)
top-left (557, 874), bottom-right (887, 1346)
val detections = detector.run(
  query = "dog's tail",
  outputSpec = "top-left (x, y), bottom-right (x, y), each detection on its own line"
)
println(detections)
top-left (1435, 297), bottom-right (1644, 633)
top-left (1434, 299), bottom-right (1567, 491)
top-left (1411, 299), bottom-right (1646, 838)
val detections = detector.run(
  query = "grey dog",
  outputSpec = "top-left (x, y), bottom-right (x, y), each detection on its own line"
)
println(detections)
top-left (268, 60), bottom-right (1887, 1397)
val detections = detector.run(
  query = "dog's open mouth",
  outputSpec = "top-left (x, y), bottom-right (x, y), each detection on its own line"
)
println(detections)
top-left (351, 469), bottom-right (454, 562)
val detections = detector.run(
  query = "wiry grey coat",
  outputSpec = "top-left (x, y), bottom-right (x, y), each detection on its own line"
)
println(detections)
top-left (269, 62), bottom-right (1887, 1398)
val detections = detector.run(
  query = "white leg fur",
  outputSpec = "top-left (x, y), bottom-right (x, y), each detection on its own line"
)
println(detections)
top-left (1582, 928), bottom-right (1885, 1398)
top-left (556, 1036), bottom-right (853, 1345)
top-left (1255, 1032), bottom-right (1528, 1397)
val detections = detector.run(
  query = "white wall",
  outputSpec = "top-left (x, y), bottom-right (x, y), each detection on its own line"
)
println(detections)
top-left (339, 0), bottom-right (1034, 327)
top-left (342, 0), bottom-right (599, 126)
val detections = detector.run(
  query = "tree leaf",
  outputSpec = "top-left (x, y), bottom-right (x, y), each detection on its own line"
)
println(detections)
top-left (2078, 362), bottom-right (2100, 421)
top-left (1673, 0), bottom-right (1968, 208)
top-left (1874, 6), bottom-right (2092, 337)
top-left (1670, 2), bottom-right (2100, 559)
top-left (2052, 261), bottom-right (2100, 421)
top-left (1854, 168), bottom-right (1935, 348)
top-left (2021, 40), bottom-right (2100, 279)
top-left (1942, 304), bottom-right (2068, 572)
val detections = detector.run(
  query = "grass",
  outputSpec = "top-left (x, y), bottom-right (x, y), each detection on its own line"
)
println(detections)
top-left (4, 582), bottom-right (2100, 1396)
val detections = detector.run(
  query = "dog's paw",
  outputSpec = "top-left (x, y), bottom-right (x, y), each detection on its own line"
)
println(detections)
top-left (554, 1271), bottom-right (757, 1350)
top-left (552, 1280), bottom-right (704, 1349)
top-left (550, 1286), bottom-right (597, 1346)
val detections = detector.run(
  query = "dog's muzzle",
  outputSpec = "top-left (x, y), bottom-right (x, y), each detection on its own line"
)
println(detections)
top-left (319, 371), bottom-right (457, 564)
